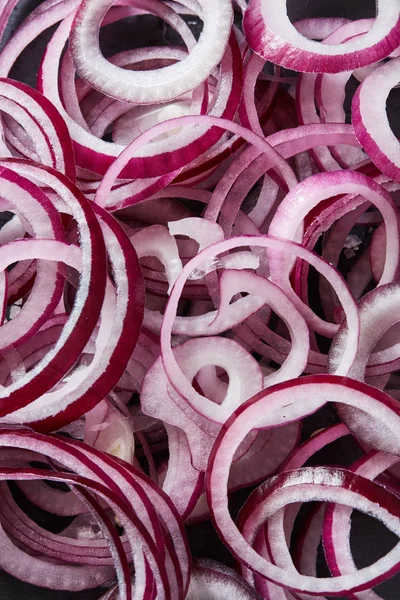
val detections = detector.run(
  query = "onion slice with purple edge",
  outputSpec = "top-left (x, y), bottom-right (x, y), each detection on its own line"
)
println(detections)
top-left (94, 114), bottom-right (297, 208)
top-left (238, 466), bottom-right (400, 597)
top-left (0, 165), bottom-right (64, 353)
top-left (329, 283), bottom-right (400, 379)
top-left (0, 471), bottom-right (130, 595)
top-left (353, 57), bottom-right (400, 183)
top-left (206, 375), bottom-right (400, 596)
top-left (268, 170), bottom-right (400, 294)
top-left (36, 3), bottom-right (243, 180)
top-left (0, 427), bottom-right (191, 599)
top-left (141, 336), bottom-right (264, 471)
top-left (0, 224), bottom-right (142, 430)
top-left (0, 161), bottom-right (109, 424)
top-left (329, 284), bottom-right (400, 451)
top-left (70, 0), bottom-right (233, 104)
top-left (159, 236), bottom-right (360, 426)
top-left (0, 78), bottom-right (75, 180)
top-left (246, 424), bottom-right (352, 598)
top-left (0, 158), bottom-right (143, 428)
top-left (243, 0), bottom-right (400, 74)
top-left (323, 450), bottom-right (400, 600)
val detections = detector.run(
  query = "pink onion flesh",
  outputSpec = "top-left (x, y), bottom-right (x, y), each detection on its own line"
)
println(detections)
top-left (0, 1), bottom-right (399, 599)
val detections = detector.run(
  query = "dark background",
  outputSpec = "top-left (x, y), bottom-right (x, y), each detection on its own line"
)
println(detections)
top-left (1, 0), bottom-right (400, 598)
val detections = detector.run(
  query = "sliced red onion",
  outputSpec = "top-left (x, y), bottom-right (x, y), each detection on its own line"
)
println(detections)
top-left (141, 336), bottom-right (263, 471)
top-left (353, 56), bottom-right (400, 183)
top-left (229, 423), bottom-right (300, 492)
top-left (179, 268), bottom-right (311, 388)
top-left (204, 123), bottom-right (360, 236)
top-left (295, 19), bottom-right (378, 171)
top-left (0, 514), bottom-right (117, 591)
top-left (160, 236), bottom-right (360, 425)
top-left (0, 165), bottom-right (108, 424)
top-left (0, 166), bottom-right (64, 352)
top-left (0, 78), bottom-right (75, 180)
top-left (239, 467), bottom-right (400, 597)
top-left (328, 284), bottom-right (400, 450)
top-left (280, 423), bottom-right (350, 474)
top-left (207, 375), bottom-right (400, 595)
top-left (0, 427), bottom-right (190, 599)
top-left (0, 0), bottom-right (80, 78)
top-left (94, 114), bottom-right (297, 208)
top-left (324, 450), bottom-right (400, 600)
top-left (256, 424), bottom-right (352, 599)
top-left (38, 8), bottom-right (242, 180)
top-left (0, 483), bottom-right (114, 560)
top-left (187, 558), bottom-right (261, 599)
top-left (13, 478), bottom-right (88, 517)
top-left (130, 224), bottom-right (182, 293)
top-left (268, 170), bottom-right (400, 308)
top-left (84, 49), bottom-right (201, 143)
top-left (71, 0), bottom-right (233, 104)
top-left (244, 0), bottom-right (400, 74)
top-left (239, 52), bottom-right (277, 136)
top-left (3, 1), bottom-right (400, 597)
top-left (0, 158), bottom-right (144, 428)
top-left (0, 0), bottom-right (18, 41)
top-left (27, 208), bottom-right (143, 430)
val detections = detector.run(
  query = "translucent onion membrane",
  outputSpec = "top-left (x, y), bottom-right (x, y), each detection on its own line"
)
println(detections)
top-left (0, 0), bottom-right (399, 598)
